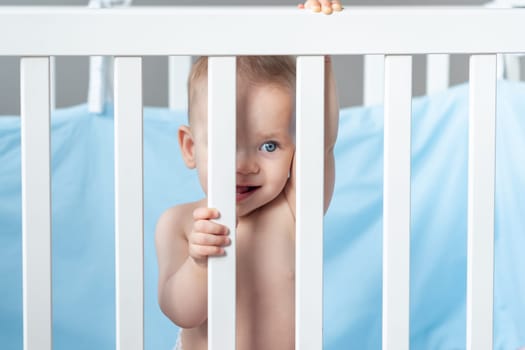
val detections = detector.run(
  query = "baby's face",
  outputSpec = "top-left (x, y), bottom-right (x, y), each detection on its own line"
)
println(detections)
top-left (190, 79), bottom-right (295, 217)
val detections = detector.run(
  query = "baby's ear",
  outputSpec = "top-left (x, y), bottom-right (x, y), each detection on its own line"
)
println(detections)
top-left (178, 125), bottom-right (196, 169)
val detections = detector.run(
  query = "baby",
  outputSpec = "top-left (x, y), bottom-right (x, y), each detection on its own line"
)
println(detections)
top-left (155, 54), bottom-right (339, 350)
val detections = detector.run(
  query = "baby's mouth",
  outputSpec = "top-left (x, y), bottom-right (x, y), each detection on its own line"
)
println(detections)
top-left (236, 186), bottom-right (260, 202)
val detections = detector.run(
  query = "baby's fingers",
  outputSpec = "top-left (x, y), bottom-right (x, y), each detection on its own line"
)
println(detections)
top-left (189, 244), bottom-right (225, 262)
top-left (299, 0), bottom-right (343, 14)
top-left (193, 219), bottom-right (229, 236)
top-left (298, 0), bottom-right (320, 12)
top-left (190, 232), bottom-right (231, 248)
top-left (193, 207), bottom-right (220, 221)
top-left (331, 0), bottom-right (343, 12)
top-left (189, 232), bottom-right (230, 264)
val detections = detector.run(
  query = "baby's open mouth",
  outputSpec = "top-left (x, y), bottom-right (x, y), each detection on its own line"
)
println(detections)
top-left (236, 186), bottom-right (260, 201)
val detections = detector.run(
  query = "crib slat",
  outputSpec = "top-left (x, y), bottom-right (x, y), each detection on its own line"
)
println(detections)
top-left (168, 56), bottom-right (191, 111)
top-left (364, 55), bottom-right (384, 106)
top-left (426, 54), bottom-right (450, 94)
top-left (503, 54), bottom-right (521, 81)
top-left (382, 55), bottom-right (412, 350)
top-left (50, 56), bottom-right (56, 110)
top-left (88, 56), bottom-right (111, 114)
top-left (114, 57), bottom-right (144, 350)
top-left (296, 56), bottom-right (324, 350)
top-left (466, 54), bottom-right (497, 350)
top-left (208, 57), bottom-right (236, 350)
top-left (21, 57), bottom-right (52, 350)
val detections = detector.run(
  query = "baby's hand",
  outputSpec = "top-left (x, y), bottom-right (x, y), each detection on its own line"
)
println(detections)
top-left (298, 0), bottom-right (343, 15)
top-left (188, 207), bottom-right (231, 267)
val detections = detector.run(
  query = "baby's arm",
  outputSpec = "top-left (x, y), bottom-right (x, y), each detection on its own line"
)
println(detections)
top-left (298, 0), bottom-right (343, 15)
top-left (323, 56), bottom-right (340, 212)
top-left (285, 56), bottom-right (339, 215)
top-left (155, 205), bottom-right (230, 328)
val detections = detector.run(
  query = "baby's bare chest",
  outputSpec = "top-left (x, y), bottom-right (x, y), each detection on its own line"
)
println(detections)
top-left (236, 217), bottom-right (295, 286)
top-left (234, 219), bottom-right (296, 349)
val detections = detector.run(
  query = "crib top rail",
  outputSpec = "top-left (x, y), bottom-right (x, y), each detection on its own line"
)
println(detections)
top-left (1, 6), bottom-right (525, 56)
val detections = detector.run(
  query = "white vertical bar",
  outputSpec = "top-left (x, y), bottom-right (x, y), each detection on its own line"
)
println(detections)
top-left (168, 56), bottom-right (192, 111)
top-left (503, 54), bottom-right (520, 81)
top-left (496, 54), bottom-right (505, 80)
top-left (208, 56), bottom-right (236, 350)
top-left (50, 56), bottom-right (56, 110)
top-left (296, 56), bottom-right (324, 350)
top-left (466, 54), bottom-right (497, 350)
top-left (88, 56), bottom-right (107, 114)
top-left (21, 57), bottom-right (52, 350)
top-left (88, 56), bottom-right (114, 114)
top-left (382, 55), bottom-right (412, 350)
top-left (426, 54), bottom-right (450, 94)
top-left (114, 57), bottom-right (144, 350)
top-left (364, 54), bottom-right (384, 106)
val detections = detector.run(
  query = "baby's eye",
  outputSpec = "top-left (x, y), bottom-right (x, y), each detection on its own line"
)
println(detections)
top-left (260, 141), bottom-right (278, 153)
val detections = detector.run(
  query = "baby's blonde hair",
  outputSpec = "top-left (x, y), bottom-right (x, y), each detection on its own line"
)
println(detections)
top-left (187, 56), bottom-right (296, 123)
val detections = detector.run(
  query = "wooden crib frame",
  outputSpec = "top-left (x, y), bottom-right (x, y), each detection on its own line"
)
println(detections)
top-left (1, 6), bottom-right (524, 350)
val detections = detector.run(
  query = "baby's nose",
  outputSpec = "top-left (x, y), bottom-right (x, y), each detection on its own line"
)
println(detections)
top-left (236, 152), bottom-right (259, 174)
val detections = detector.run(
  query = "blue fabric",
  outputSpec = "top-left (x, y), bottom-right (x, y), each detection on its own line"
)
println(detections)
top-left (1, 81), bottom-right (524, 350)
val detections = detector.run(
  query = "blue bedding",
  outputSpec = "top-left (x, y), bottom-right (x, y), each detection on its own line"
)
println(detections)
top-left (1, 81), bottom-right (524, 350)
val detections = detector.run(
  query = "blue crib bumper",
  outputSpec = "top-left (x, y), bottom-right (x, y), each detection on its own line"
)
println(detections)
top-left (1, 81), bottom-right (524, 350)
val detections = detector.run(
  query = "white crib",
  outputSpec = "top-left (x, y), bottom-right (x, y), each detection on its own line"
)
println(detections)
top-left (1, 5), bottom-right (524, 350)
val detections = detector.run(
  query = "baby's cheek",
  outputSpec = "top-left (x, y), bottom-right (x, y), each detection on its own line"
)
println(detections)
top-left (278, 168), bottom-right (292, 189)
